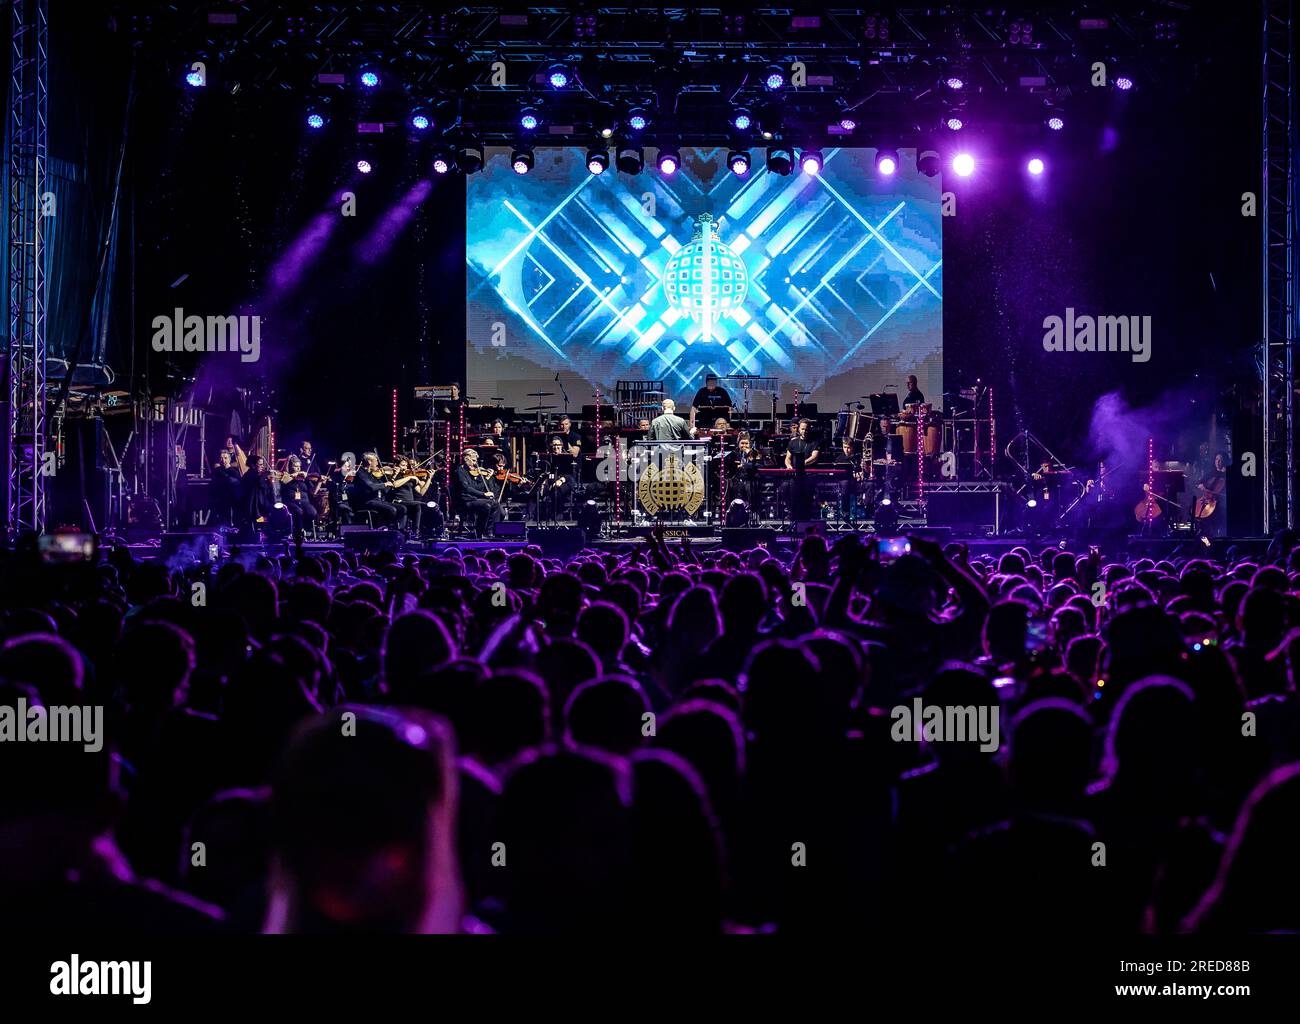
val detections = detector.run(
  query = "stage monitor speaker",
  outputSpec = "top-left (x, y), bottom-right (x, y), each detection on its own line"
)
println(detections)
top-left (342, 529), bottom-right (403, 553)
top-left (527, 525), bottom-right (587, 555)
top-left (722, 527), bottom-right (778, 550)
top-left (493, 521), bottom-right (527, 538)
top-left (924, 491), bottom-right (1000, 532)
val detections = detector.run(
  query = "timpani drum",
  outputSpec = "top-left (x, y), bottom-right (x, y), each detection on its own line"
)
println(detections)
top-left (845, 409), bottom-right (871, 441)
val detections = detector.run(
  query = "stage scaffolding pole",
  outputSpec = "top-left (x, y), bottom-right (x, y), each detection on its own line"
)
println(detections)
top-left (1263, 0), bottom-right (1297, 535)
top-left (5, 0), bottom-right (49, 538)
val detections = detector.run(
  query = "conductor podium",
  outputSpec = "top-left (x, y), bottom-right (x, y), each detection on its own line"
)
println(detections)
top-left (630, 441), bottom-right (711, 519)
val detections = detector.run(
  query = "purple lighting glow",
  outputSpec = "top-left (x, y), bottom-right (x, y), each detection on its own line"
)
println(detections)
top-left (945, 76), bottom-right (964, 90)
top-left (800, 150), bottom-right (823, 175)
top-left (952, 153), bottom-right (975, 177)
top-left (1027, 157), bottom-right (1045, 176)
top-left (946, 117), bottom-right (964, 131)
top-left (1115, 76), bottom-right (1134, 91)
top-left (658, 153), bottom-right (679, 175)
top-left (878, 154), bottom-right (897, 175)
top-left (1047, 116), bottom-right (1065, 131)
top-left (356, 159), bottom-right (373, 174)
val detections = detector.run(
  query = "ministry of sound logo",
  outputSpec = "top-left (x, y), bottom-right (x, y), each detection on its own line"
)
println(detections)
top-left (663, 213), bottom-right (749, 344)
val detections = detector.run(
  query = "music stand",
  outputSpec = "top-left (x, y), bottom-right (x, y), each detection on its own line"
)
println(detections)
top-left (869, 392), bottom-right (900, 417)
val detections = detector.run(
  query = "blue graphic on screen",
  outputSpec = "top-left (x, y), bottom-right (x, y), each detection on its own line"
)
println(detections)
top-left (467, 147), bottom-right (941, 412)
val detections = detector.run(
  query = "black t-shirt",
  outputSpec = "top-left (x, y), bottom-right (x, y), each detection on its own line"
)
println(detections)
top-left (692, 387), bottom-right (733, 411)
top-left (787, 437), bottom-right (819, 472)
top-left (904, 387), bottom-right (925, 406)
top-left (556, 429), bottom-right (583, 453)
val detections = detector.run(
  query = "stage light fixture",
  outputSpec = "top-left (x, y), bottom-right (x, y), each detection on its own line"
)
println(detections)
top-left (1046, 115), bottom-right (1065, 131)
top-left (729, 150), bottom-right (751, 175)
top-left (627, 108), bottom-right (649, 132)
top-left (548, 63), bottom-right (570, 89)
top-left (359, 68), bottom-right (381, 89)
top-left (946, 116), bottom-right (964, 131)
top-left (600, 126), bottom-right (615, 139)
top-left (520, 108), bottom-right (540, 131)
top-left (766, 146), bottom-right (794, 175)
top-left (431, 146), bottom-right (455, 175)
top-left (945, 76), bottom-right (964, 90)
top-left (356, 159), bottom-right (373, 175)
top-left (1115, 75), bottom-right (1134, 91)
top-left (840, 117), bottom-right (857, 132)
top-left (732, 109), bottom-right (752, 131)
top-left (306, 110), bottom-right (327, 130)
top-left (185, 68), bottom-right (205, 88)
top-left (460, 145), bottom-right (484, 174)
top-left (587, 148), bottom-right (609, 174)
top-left (800, 149), bottom-right (823, 175)
top-left (616, 146), bottom-right (644, 175)
top-left (952, 153), bottom-right (975, 177)
top-left (657, 147), bottom-right (680, 175)
top-left (409, 110), bottom-right (432, 132)
top-left (875, 148), bottom-right (899, 176)
top-left (917, 149), bottom-right (941, 177)
top-left (765, 65), bottom-right (786, 90)
top-left (1026, 498), bottom-right (1038, 509)
top-left (511, 149), bottom-right (534, 175)
top-left (1027, 157), bottom-right (1045, 176)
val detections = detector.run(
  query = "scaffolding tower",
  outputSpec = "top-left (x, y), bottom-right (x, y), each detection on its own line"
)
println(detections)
top-left (1264, 0), bottom-right (1297, 534)
top-left (5, 0), bottom-right (49, 537)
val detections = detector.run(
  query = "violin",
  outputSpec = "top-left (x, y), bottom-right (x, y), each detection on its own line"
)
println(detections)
top-left (494, 467), bottom-right (528, 484)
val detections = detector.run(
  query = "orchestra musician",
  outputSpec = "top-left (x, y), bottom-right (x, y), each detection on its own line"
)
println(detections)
top-left (297, 440), bottom-right (318, 475)
top-left (456, 448), bottom-right (502, 537)
top-left (637, 418), bottom-right (651, 439)
top-left (351, 452), bottom-right (404, 529)
top-left (279, 454), bottom-right (321, 535)
top-left (389, 455), bottom-right (442, 538)
top-left (210, 449), bottom-right (242, 527)
top-left (237, 453), bottom-right (277, 533)
top-left (555, 416), bottom-right (583, 457)
top-left (831, 437), bottom-right (865, 521)
top-left (691, 374), bottom-right (733, 421)
top-left (726, 431), bottom-right (762, 508)
top-left (531, 436), bottom-right (577, 522)
top-left (903, 374), bottom-right (925, 407)
top-left (1193, 452), bottom-right (1228, 537)
top-left (329, 452), bottom-right (358, 525)
top-left (784, 418), bottom-right (820, 520)
top-left (648, 399), bottom-right (695, 441)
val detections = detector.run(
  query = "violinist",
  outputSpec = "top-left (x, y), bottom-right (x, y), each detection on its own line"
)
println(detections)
top-left (351, 452), bottom-right (403, 529)
top-left (389, 455), bottom-right (443, 537)
top-left (456, 448), bottom-right (503, 537)
top-left (280, 454), bottom-right (320, 535)
top-left (329, 452), bottom-right (357, 525)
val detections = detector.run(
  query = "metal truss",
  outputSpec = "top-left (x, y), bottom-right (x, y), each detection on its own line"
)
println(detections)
top-left (1263, 0), bottom-right (1297, 534)
top-left (6, 0), bottom-right (49, 537)
top-left (119, 3), bottom-right (1199, 144)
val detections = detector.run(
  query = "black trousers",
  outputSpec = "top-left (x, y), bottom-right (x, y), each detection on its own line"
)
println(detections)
top-left (462, 497), bottom-right (502, 535)
top-left (360, 498), bottom-right (403, 528)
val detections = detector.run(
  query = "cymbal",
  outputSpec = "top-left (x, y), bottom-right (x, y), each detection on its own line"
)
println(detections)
top-left (525, 391), bottom-right (556, 397)
top-left (525, 404), bottom-right (557, 411)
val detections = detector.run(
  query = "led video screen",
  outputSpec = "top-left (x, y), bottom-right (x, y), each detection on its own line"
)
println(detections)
top-left (467, 147), bottom-right (942, 417)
